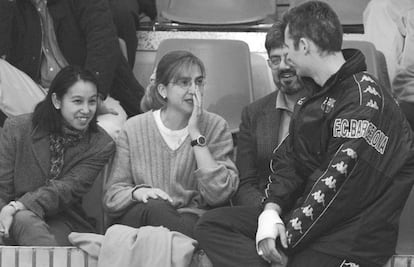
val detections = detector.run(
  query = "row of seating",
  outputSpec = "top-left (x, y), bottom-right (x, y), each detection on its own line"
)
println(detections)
top-left (134, 38), bottom-right (390, 133)
top-left (155, 0), bottom-right (369, 33)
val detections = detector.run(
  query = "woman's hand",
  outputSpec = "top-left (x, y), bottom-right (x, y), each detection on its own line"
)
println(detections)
top-left (133, 188), bottom-right (173, 203)
top-left (188, 87), bottom-right (203, 138)
top-left (0, 205), bottom-right (15, 238)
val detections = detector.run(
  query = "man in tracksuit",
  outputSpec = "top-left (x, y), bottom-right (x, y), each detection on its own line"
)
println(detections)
top-left (257, 1), bottom-right (414, 266)
top-left (196, 1), bottom-right (414, 267)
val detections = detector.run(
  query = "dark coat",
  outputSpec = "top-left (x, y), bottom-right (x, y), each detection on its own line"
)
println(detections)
top-left (0, 114), bottom-right (115, 231)
top-left (0, 0), bottom-right (144, 116)
top-left (232, 91), bottom-right (281, 206)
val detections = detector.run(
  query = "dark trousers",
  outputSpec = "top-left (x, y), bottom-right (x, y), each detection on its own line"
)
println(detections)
top-left (194, 205), bottom-right (268, 267)
top-left (194, 205), bottom-right (361, 267)
top-left (3, 210), bottom-right (73, 246)
top-left (114, 199), bottom-right (199, 239)
top-left (109, 0), bottom-right (139, 68)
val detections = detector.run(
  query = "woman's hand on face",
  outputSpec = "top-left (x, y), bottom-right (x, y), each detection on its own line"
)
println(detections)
top-left (133, 188), bottom-right (173, 204)
top-left (188, 87), bottom-right (203, 138)
top-left (0, 205), bottom-right (16, 238)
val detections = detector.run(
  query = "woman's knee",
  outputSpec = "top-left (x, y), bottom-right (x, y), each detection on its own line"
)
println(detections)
top-left (119, 199), bottom-right (174, 226)
top-left (12, 210), bottom-right (48, 232)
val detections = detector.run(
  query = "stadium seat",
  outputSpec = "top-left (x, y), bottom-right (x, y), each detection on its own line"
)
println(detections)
top-left (161, 0), bottom-right (274, 25)
top-left (154, 38), bottom-right (254, 132)
top-left (250, 52), bottom-right (275, 101)
top-left (289, 0), bottom-right (370, 26)
top-left (342, 40), bottom-right (391, 89)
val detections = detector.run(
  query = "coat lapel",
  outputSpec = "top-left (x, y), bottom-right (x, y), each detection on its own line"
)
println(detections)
top-left (256, 93), bottom-right (281, 153)
top-left (31, 128), bottom-right (51, 178)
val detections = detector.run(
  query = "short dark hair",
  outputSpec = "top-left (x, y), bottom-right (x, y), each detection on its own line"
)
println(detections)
top-left (32, 65), bottom-right (99, 134)
top-left (265, 20), bottom-right (285, 56)
top-left (283, 1), bottom-right (343, 53)
top-left (140, 50), bottom-right (206, 112)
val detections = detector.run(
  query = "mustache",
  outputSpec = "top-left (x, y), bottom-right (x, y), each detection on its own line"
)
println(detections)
top-left (279, 69), bottom-right (297, 77)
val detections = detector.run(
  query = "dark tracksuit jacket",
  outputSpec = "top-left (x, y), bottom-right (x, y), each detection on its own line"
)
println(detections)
top-left (265, 49), bottom-right (414, 266)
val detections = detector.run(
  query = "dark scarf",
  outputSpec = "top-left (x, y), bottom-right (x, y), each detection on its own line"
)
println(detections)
top-left (49, 124), bottom-right (86, 180)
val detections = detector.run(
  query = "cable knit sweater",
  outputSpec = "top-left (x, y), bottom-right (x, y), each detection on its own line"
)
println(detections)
top-left (103, 110), bottom-right (239, 218)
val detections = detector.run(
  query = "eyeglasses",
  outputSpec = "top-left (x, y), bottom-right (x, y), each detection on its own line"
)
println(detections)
top-left (171, 77), bottom-right (205, 90)
top-left (267, 52), bottom-right (292, 70)
top-left (267, 56), bottom-right (282, 70)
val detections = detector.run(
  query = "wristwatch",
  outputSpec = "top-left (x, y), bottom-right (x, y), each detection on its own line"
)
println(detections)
top-left (191, 135), bottom-right (206, 147)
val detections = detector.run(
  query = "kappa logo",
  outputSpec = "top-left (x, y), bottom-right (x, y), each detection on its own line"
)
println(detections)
top-left (297, 96), bottom-right (306, 105)
top-left (301, 205), bottom-right (314, 220)
top-left (342, 148), bottom-right (357, 159)
top-left (332, 161), bottom-right (348, 175)
top-left (312, 190), bottom-right (325, 206)
top-left (360, 75), bottom-right (375, 83)
top-left (366, 99), bottom-right (379, 110)
top-left (321, 97), bottom-right (336, 113)
top-left (290, 218), bottom-right (303, 233)
top-left (321, 176), bottom-right (337, 191)
top-left (341, 261), bottom-right (360, 267)
top-left (363, 85), bottom-right (381, 98)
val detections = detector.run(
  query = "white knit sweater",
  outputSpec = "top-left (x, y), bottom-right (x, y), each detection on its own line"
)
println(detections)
top-left (103, 110), bottom-right (239, 217)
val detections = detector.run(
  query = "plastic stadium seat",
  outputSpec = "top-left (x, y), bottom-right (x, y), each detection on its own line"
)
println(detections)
top-left (342, 40), bottom-right (391, 89)
top-left (289, 0), bottom-right (370, 26)
top-left (155, 39), bottom-right (254, 132)
top-left (250, 53), bottom-right (275, 101)
top-left (161, 0), bottom-right (274, 25)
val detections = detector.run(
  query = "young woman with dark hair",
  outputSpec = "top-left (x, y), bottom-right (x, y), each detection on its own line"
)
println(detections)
top-left (0, 65), bottom-right (115, 246)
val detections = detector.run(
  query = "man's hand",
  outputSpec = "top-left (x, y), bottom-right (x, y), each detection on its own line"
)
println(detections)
top-left (0, 205), bottom-right (15, 238)
top-left (256, 204), bottom-right (288, 264)
top-left (257, 224), bottom-right (288, 264)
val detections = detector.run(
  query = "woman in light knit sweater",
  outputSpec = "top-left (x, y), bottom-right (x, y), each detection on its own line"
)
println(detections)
top-left (103, 51), bottom-right (239, 238)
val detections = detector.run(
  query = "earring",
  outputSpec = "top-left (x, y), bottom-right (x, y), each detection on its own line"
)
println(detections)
top-left (162, 94), bottom-right (166, 99)
top-left (54, 105), bottom-right (60, 110)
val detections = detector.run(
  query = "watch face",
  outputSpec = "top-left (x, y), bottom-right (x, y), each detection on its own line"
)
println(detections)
top-left (198, 136), bottom-right (206, 145)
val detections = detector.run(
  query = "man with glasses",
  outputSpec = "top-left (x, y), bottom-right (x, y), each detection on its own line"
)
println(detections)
top-left (232, 20), bottom-right (311, 207)
top-left (194, 20), bottom-right (314, 267)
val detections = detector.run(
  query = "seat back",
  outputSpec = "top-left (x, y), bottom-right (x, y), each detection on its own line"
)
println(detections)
top-left (161, 0), bottom-right (274, 25)
top-left (250, 52), bottom-right (275, 101)
top-left (155, 39), bottom-right (254, 132)
top-left (342, 40), bottom-right (391, 89)
top-left (289, 0), bottom-right (370, 26)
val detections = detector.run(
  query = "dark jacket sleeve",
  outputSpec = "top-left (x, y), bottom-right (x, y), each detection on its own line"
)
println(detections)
top-left (18, 132), bottom-right (115, 219)
top-left (233, 106), bottom-right (264, 206)
top-left (0, 0), bottom-right (15, 58)
top-left (275, 85), bottom-right (413, 251)
top-left (73, 0), bottom-right (120, 97)
top-left (264, 134), bottom-right (305, 212)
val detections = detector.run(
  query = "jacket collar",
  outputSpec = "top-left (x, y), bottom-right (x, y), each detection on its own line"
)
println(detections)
top-left (323, 48), bottom-right (366, 91)
top-left (30, 123), bottom-right (92, 177)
